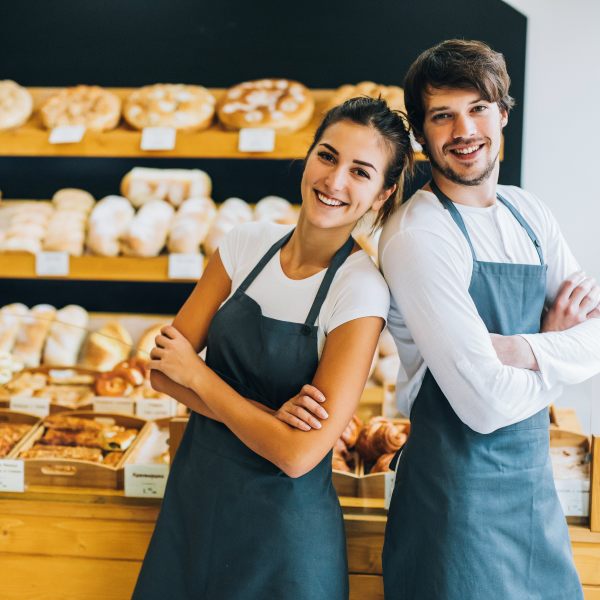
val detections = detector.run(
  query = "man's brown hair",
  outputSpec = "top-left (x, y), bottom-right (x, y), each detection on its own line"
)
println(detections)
top-left (404, 39), bottom-right (515, 137)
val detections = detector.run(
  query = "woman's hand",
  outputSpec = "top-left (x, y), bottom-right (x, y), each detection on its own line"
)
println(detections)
top-left (148, 325), bottom-right (204, 389)
top-left (542, 272), bottom-right (600, 332)
top-left (275, 384), bottom-right (328, 431)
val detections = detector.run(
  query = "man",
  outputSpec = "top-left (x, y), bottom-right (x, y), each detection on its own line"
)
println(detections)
top-left (379, 39), bottom-right (600, 600)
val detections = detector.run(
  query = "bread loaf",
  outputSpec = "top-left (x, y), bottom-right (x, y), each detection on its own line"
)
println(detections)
top-left (79, 321), bottom-right (133, 371)
top-left (167, 197), bottom-right (216, 254)
top-left (12, 304), bottom-right (56, 367)
top-left (0, 303), bottom-right (29, 353)
top-left (86, 195), bottom-right (135, 256)
top-left (0, 80), bottom-right (33, 130)
top-left (42, 304), bottom-right (89, 366)
top-left (120, 200), bottom-right (174, 257)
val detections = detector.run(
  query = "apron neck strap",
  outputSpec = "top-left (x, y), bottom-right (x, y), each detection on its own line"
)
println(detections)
top-left (237, 229), bottom-right (295, 293)
top-left (304, 235), bottom-right (355, 328)
top-left (429, 179), bottom-right (545, 265)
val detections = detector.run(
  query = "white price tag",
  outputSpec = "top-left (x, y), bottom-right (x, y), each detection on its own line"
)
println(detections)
top-left (124, 463), bottom-right (168, 498)
top-left (0, 460), bottom-right (25, 492)
top-left (93, 397), bottom-right (135, 415)
top-left (141, 127), bottom-right (176, 151)
top-left (168, 253), bottom-right (203, 280)
top-left (35, 252), bottom-right (70, 277)
top-left (238, 128), bottom-right (276, 153)
top-left (49, 125), bottom-right (86, 144)
top-left (136, 398), bottom-right (178, 420)
top-left (10, 395), bottom-right (50, 418)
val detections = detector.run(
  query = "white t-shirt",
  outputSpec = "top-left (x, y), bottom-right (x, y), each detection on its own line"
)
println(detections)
top-left (379, 186), bottom-right (600, 433)
top-left (219, 221), bottom-right (390, 357)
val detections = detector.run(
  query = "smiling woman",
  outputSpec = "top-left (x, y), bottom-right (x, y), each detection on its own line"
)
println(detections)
top-left (132, 97), bottom-right (413, 600)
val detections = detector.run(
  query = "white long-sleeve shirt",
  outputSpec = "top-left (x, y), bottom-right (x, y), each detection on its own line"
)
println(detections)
top-left (379, 186), bottom-right (600, 434)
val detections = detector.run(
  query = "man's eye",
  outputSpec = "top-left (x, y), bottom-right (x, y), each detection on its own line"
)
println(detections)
top-left (472, 105), bottom-right (487, 113)
top-left (317, 151), bottom-right (335, 162)
top-left (432, 113), bottom-right (450, 121)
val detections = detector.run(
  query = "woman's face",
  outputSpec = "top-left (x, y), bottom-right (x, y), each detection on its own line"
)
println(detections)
top-left (301, 120), bottom-right (393, 230)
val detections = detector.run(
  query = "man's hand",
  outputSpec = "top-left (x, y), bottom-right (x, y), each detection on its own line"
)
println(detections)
top-left (542, 271), bottom-right (600, 332)
top-left (275, 384), bottom-right (328, 431)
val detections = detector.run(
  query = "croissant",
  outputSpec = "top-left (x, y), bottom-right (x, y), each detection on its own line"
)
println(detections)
top-left (356, 417), bottom-right (408, 463)
top-left (340, 414), bottom-right (363, 449)
top-left (369, 452), bottom-right (396, 474)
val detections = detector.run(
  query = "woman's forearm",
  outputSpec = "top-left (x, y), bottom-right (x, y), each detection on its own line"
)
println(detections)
top-left (189, 365), bottom-right (325, 478)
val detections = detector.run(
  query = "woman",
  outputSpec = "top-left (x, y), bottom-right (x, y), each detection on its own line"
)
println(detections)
top-left (132, 97), bottom-right (413, 600)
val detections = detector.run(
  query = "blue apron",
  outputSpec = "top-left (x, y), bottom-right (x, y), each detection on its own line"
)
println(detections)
top-left (133, 229), bottom-right (352, 600)
top-left (382, 182), bottom-right (582, 600)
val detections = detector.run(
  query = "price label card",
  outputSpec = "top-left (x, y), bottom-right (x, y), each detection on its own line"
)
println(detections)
top-left (35, 252), bottom-right (70, 277)
top-left (93, 397), bottom-right (135, 415)
top-left (10, 395), bottom-right (50, 418)
top-left (124, 464), bottom-right (168, 498)
top-left (49, 125), bottom-right (86, 144)
top-left (136, 398), bottom-right (178, 420)
top-left (141, 127), bottom-right (176, 151)
top-left (168, 253), bottom-right (203, 280)
top-left (0, 460), bottom-right (25, 492)
top-left (238, 128), bottom-right (275, 153)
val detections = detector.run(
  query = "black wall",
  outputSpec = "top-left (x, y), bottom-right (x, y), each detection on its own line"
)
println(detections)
top-left (0, 0), bottom-right (527, 312)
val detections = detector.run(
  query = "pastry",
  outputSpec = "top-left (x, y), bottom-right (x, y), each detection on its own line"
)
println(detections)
top-left (40, 85), bottom-right (121, 131)
top-left (0, 423), bottom-right (32, 458)
top-left (203, 197), bottom-right (253, 256)
top-left (20, 443), bottom-right (104, 463)
top-left (168, 197), bottom-right (216, 254)
top-left (33, 384), bottom-right (93, 410)
top-left (79, 321), bottom-right (133, 371)
top-left (355, 417), bottom-right (408, 463)
top-left (328, 81), bottom-right (406, 113)
top-left (86, 195), bottom-right (135, 257)
top-left (12, 304), bottom-right (56, 368)
top-left (94, 373), bottom-right (133, 397)
top-left (120, 199), bottom-right (174, 257)
top-left (217, 79), bottom-right (314, 133)
top-left (340, 414), bottom-right (363, 449)
top-left (0, 204), bottom-right (52, 254)
top-left (103, 451), bottom-right (124, 467)
top-left (121, 167), bottom-right (212, 208)
top-left (124, 84), bottom-right (216, 131)
top-left (44, 414), bottom-right (104, 432)
top-left (42, 304), bottom-right (89, 366)
top-left (369, 452), bottom-right (396, 474)
top-left (0, 80), bottom-right (33, 130)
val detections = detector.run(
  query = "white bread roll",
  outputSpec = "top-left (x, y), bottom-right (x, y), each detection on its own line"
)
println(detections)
top-left (79, 321), bottom-right (133, 371)
top-left (378, 328), bottom-right (397, 358)
top-left (120, 200), bottom-right (174, 257)
top-left (167, 197), bottom-right (217, 254)
top-left (87, 195), bottom-right (135, 256)
top-left (121, 167), bottom-right (212, 208)
top-left (0, 303), bottom-right (29, 353)
top-left (218, 197), bottom-right (253, 222)
top-left (42, 305), bottom-right (89, 366)
top-left (52, 188), bottom-right (95, 214)
top-left (12, 304), bottom-right (56, 368)
top-left (373, 354), bottom-right (401, 386)
top-left (254, 196), bottom-right (296, 224)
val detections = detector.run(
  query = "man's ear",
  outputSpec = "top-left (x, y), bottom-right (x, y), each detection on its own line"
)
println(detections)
top-left (500, 107), bottom-right (509, 129)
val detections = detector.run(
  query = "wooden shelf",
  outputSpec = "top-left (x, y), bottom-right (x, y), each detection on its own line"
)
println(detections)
top-left (0, 251), bottom-right (200, 282)
top-left (0, 87), bottom-right (428, 161)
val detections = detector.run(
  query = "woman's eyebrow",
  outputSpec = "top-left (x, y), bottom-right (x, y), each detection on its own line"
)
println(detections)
top-left (320, 143), bottom-right (377, 172)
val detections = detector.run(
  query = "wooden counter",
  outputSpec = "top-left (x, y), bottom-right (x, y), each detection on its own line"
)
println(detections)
top-left (0, 486), bottom-right (598, 599)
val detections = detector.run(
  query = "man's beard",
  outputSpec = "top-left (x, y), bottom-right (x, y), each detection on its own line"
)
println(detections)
top-left (426, 146), bottom-right (500, 187)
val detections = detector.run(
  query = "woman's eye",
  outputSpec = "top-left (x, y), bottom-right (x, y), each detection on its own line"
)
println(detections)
top-left (353, 168), bottom-right (370, 179)
top-left (317, 151), bottom-right (335, 162)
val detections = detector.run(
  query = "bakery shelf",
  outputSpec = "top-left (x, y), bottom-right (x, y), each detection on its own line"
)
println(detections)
top-left (0, 251), bottom-right (201, 282)
top-left (0, 87), bottom-right (430, 160)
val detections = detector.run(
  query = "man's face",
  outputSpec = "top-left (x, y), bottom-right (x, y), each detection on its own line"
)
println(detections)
top-left (419, 86), bottom-right (508, 186)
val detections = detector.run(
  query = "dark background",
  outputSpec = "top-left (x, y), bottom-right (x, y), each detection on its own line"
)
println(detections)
top-left (0, 0), bottom-right (527, 312)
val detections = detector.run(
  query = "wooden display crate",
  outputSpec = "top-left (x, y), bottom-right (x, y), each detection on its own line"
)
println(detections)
top-left (15, 411), bottom-right (148, 489)
top-left (0, 409), bottom-right (41, 457)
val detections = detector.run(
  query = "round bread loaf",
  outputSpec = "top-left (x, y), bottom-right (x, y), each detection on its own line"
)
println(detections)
top-left (217, 79), bottom-right (314, 133)
top-left (40, 85), bottom-right (121, 131)
top-left (328, 81), bottom-right (405, 113)
top-left (0, 80), bottom-right (33, 130)
top-left (123, 84), bottom-right (216, 131)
